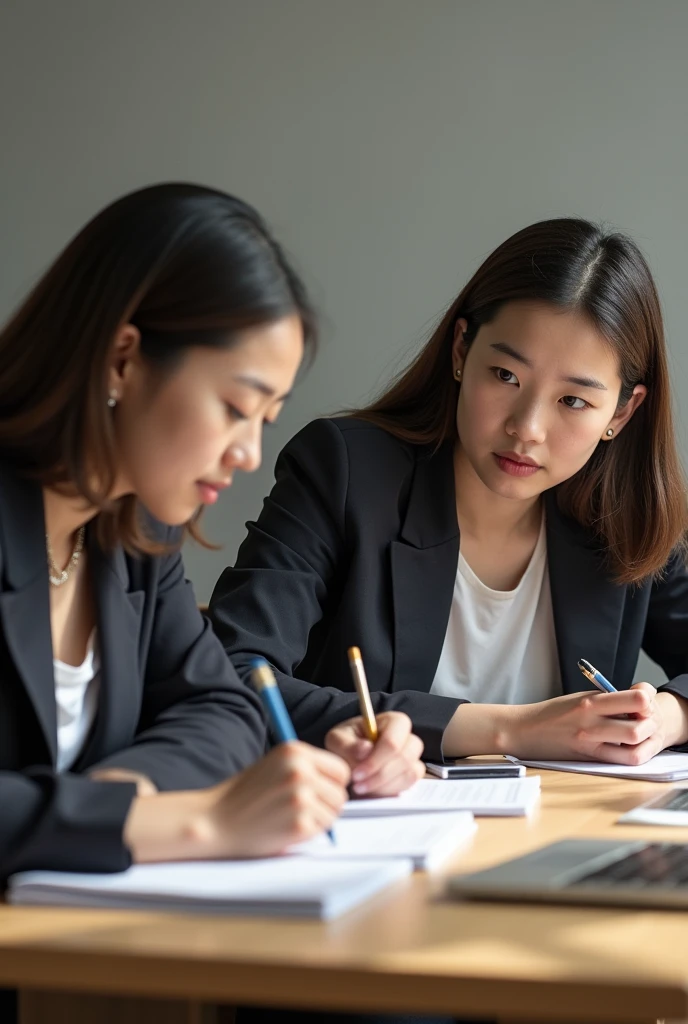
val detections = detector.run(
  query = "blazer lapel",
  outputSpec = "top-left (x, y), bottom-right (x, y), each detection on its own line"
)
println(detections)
top-left (390, 443), bottom-right (459, 693)
top-left (0, 466), bottom-right (57, 764)
top-left (75, 535), bottom-right (145, 766)
top-left (546, 492), bottom-right (627, 693)
top-left (0, 582), bottom-right (57, 765)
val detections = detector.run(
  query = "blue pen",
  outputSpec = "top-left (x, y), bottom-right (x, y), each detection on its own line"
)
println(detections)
top-left (250, 657), bottom-right (336, 845)
top-left (578, 658), bottom-right (616, 693)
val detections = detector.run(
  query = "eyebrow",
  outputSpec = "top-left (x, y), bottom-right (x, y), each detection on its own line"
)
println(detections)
top-left (232, 374), bottom-right (292, 401)
top-left (489, 342), bottom-right (607, 391)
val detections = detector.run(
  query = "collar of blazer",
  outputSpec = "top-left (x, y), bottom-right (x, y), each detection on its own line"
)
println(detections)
top-left (389, 442), bottom-right (627, 695)
top-left (398, 442), bottom-right (458, 549)
top-left (0, 462), bottom-right (145, 767)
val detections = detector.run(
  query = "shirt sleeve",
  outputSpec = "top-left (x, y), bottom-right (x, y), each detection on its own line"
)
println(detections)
top-left (1, 770), bottom-right (135, 881)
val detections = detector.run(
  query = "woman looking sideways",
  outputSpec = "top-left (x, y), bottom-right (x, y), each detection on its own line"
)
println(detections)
top-left (211, 217), bottom-right (688, 771)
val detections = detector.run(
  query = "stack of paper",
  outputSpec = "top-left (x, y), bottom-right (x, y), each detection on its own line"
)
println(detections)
top-left (8, 807), bottom-right (479, 918)
top-left (343, 776), bottom-right (541, 817)
top-left (295, 811), bottom-right (477, 870)
top-left (11, 775), bottom-right (543, 918)
top-left (505, 752), bottom-right (688, 783)
top-left (8, 857), bottom-right (412, 921)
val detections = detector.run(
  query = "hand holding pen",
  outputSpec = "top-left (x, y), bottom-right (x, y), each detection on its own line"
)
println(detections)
top-left (322, 647), bottom-right (425, 796)
top-left (569, 656), bottom-right (664, 763)
top-left (501, 659), bottom-right (662, 765)
top-left (578, 657), bottom-right (657, 715)
top-left (250, 658), bottom-right (349, 845)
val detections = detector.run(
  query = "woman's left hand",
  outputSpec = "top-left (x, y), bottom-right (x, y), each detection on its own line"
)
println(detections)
top-left (324, 711), bottom-right (425, 796)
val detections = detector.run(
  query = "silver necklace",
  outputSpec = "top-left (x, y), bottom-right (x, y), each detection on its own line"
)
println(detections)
top-left (46, 526), bottom-right (85, 587)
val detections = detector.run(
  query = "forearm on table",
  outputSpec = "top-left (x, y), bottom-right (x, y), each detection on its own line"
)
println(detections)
top-left (441, 702), bottom-right (516, 757)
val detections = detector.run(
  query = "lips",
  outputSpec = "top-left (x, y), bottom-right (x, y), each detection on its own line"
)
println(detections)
top-left (196, 479), bottom-right (231, 505)
top-left (199, 479), bottom-right (231, 490)
top-left (494, 451), bottom-right (541, 468)
top-left (493, 451), bottom-right (542, 478)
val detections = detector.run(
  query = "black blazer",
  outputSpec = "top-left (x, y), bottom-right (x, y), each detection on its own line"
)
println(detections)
top-left (210, 417), bottom-right (688, 760)
top-left (0, 462), bottom-right (266, 881)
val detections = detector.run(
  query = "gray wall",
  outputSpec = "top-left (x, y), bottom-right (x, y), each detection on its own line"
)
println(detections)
top-left (2, 0), bottom-right (687, 682)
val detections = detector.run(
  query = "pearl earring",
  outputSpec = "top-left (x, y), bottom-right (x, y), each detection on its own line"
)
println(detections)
top-left (454, 368), bottom-right (462, 381)
top-left (107, 390), bottom-right (118, 408)
top-left (605, 428), bottom-right (614, 438)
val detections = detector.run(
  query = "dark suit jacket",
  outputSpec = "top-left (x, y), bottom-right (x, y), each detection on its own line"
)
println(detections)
top-left (0, 462), bottom-right (266, 881)
top-left (210, 417), bottom-right (688, 760)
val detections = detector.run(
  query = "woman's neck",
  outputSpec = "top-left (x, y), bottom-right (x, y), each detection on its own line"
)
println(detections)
top-left (42, 486), bottom-right (98, 563)
top-left (453, 441), bottom-right (542, 543)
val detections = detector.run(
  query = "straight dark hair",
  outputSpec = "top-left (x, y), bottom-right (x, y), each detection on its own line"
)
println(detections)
top-left (0, 182), bottom-right (316, 553)
top-left (351, 218), bottom-right (687, 584)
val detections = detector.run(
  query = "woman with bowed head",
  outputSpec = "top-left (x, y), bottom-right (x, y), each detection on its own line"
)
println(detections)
top-left (0, 181), bottom-right (368, 883)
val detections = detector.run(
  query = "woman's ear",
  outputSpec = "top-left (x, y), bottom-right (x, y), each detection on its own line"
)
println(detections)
top-left (602, 384), bottom-right (648, 440)
top-left (452, 317), bottom-right (469, 377)
top-left (107, 324), bottom-right (141, 399)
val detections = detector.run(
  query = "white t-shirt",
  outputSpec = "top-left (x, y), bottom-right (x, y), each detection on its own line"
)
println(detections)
top-left (430, 515), bottom-right (561, 704)
top-left (54, 630), bottom-right (100, 773)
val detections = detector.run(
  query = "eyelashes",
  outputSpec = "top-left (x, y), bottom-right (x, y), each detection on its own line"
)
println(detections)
top-left (225, 403), bottom-right (248, 421)
top-left (492, 367), bottom-right (518, 385)
top-left (560, 395), bottom-right (589, 410)
top-left (225, 404), bottom-right (281, 427)
top-left (489, 367), bottom-right (591, 410)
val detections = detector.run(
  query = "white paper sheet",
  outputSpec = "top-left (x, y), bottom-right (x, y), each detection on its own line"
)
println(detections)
top-left (506, 751), bottom-right (688, 782)
top-left (295, 810), bottom-right (477, 870)
top-left (342, 776), bottom-right (541, 817)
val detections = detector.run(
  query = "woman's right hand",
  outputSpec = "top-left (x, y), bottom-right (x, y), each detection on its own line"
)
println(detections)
top-left (202, 742), bottom-right (351, 858)
top-left (124, 742), bottom-right (351, 863)
top-left (502, 685), bottom-right (659, 762)
top-left (446, 685), bottom-right (660, 763)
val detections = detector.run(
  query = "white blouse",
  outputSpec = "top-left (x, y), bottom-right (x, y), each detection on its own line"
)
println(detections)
top-left (430, 515), bottom-right (561, 705)
top-left (54, 630), bottom-right (100, 773)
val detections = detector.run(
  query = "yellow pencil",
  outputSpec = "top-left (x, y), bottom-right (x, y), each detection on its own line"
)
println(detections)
top-left (347, 646), bottom-right (379, 742)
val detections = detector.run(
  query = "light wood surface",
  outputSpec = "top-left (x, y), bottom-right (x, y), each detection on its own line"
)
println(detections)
top-left (4, 768), bottom-right (688, 1022)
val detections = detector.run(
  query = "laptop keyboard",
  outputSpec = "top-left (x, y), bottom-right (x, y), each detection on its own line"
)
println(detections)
top-left (570, 843), bottom-right (688, 889)
top-left (658, 789), bottom-right (688, 811)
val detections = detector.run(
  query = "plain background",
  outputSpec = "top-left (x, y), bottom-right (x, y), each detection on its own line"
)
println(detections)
top-left (2, 0), bottom-right (687, 683)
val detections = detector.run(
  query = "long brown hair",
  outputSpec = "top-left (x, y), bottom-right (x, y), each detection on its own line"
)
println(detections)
top-left (0, 183), bottom-right (316, 553)
top-left (351, 218), bottom-right (687, 583)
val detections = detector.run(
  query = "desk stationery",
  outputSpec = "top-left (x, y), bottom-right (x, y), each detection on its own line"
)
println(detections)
top-left (3, 769), bottom-right (688, 1024)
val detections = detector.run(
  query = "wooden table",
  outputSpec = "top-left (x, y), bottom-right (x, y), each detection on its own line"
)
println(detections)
top-left (3, 769), bottom-right (688, 1024)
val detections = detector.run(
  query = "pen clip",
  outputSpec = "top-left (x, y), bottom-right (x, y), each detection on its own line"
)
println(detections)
top-left (577, 658), bottom-right (596, 685)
